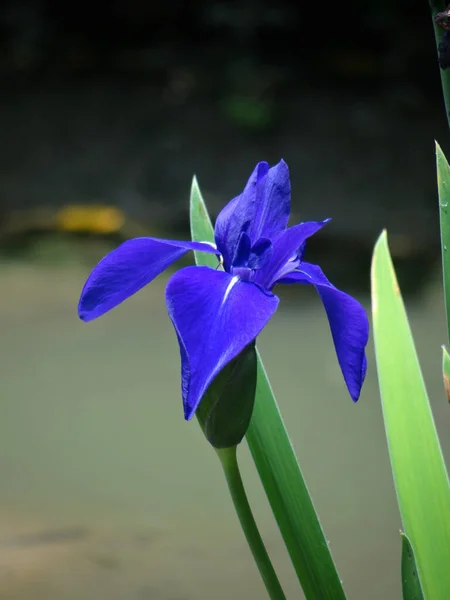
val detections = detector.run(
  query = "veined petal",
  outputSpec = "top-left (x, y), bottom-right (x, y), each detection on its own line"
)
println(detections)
top-left (165, 266), bottom-right (279, 420)
top-left (214, 160), bottom-right (290, 269)
top-left (279, 263), bottom-right (369, 401)
top-left (78, 237), bottom-right (219, 321)
top-left (254, 220), bottom-right (330, 288)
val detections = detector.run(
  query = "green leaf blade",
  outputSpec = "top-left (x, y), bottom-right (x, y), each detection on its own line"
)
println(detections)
top-left (436, 142), bottom-right (450, 343)
top-left (401, 532), bottom-right (424, 600)
top-left (190, 176), bottom-right (346, 600)
top-left (371, 231), bottom-right (450, 600)
top-left (189, 176), bottom-right (218, 269)
top-left (247, 360), bottom-right (346, 600)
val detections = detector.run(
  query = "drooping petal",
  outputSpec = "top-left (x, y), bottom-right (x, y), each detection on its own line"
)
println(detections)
top-left (78, 237), bottom-right (219, 322)
top-left (254, 220), bottom-right (330, 289)
top-left (279, 263), bottom-right (369, 402)
top-left (165, 266), bottom-right (279, 419)
top-left (214, 160), bottom-right (290, 269)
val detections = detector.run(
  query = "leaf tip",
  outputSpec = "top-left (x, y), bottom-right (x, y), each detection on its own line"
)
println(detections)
top-left (190, 174), bottom-right (199, 196)
top-left (377, 228), bottom-right (388, 245)
top-left (190, 174), bottom-right (206, 226)
top-left (371, 230), bottom-right (389, 310)
top-left (436, 142), bottom-right (450, 179)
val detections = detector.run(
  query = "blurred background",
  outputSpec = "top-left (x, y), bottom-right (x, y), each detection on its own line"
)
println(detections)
top-left (0, 0), bottom-right (449, 598)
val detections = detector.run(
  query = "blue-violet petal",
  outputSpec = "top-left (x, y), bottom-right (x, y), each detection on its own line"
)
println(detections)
top-left (165, 266), bottom-right (279, 419)
top-left (254, 220), bottom-right (330, 288)
top-left (214, 162), bottom-right (268, 269)
top-left (248, 159), bottom-right (291, 242)
top-left (279, 262), bottom-right (369, 401)
top-left (214, 160), bottom-right (290, 269)
top-left (78, 237), bottom-right (219, 321)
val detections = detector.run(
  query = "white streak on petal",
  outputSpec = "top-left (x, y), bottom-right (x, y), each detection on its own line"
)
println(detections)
top-left (222, 275), bottom-right (240, 305)
top-left (295, 267), bottom-right (313, 279)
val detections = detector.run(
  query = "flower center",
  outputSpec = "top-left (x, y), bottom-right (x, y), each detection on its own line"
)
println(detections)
top-left (229, 232), bottom-right (273, 282)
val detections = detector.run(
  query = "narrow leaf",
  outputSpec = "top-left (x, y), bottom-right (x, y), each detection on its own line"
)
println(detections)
top-left (401, 532), bottom-right (424, 600)
top-left (189, 176), bottom-right (218, 269)
top-left (246, 361), bottom-right (346, 600)
top-left (371, 231), bottom-right (450, 600)
top-left (436, 142), bottom-right (450, 343)
top-left (429, 2), bottom-right (450, 131)
top-left (190, 176), bottom-right (347, 600)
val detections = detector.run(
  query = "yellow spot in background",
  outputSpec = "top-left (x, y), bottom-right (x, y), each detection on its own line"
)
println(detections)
top-left (55, 205), bottom-right (125, 234)
top-left (330, 52), bottom-right (380, 77)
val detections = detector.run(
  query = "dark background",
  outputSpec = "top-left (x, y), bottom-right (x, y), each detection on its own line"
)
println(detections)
top-left (0, 0), bottom-right (447, 289)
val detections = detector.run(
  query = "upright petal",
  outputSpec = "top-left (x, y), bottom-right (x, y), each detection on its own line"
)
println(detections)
top-left (232, 231), bottom-right (252, 267)
top-left (248, 238), bottom-right (272, 269)
top-left (166, 266), bottom-right (279, 419)
top-left (254, 220), bottom-right (330, 289)
top-left (214, 160), bottom-right (290, 269)
top-left (78, 237), bottom-right (219, 321)
top-left (248, 159), bottom-right (291, 242)
top-left (214, 162), bottom-right (268, 269)
top-left (212, 196), bottom-right (241, 271)
top-left (279, 263), bottom-right (369, 401)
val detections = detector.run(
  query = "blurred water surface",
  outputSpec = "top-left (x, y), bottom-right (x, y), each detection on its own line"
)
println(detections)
top-left (0, 261), bottom-right (448, 599)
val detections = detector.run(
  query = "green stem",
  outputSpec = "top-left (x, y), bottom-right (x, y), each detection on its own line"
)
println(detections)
top-left (247, 357), bottom-right (347, 600)
top-left (217, 446), bottom-right (287, 600)
top-left (430, 0), bottom-right (450, 129)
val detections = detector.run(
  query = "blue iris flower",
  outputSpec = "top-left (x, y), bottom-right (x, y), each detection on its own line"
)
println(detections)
top-left (78, 160), bottom-right (369, 420)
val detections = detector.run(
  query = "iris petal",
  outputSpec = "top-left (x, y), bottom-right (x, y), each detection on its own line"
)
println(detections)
top-left (166, 266), bottom-right (279, 419)
top-left (248, 159), bottom-right (291, 242)
top-left (214, 160), bottom-right (290, 269)
top-left (78, 237), bottom-right (219, 321)
top-left (254, 220), bottom-right (330, 288)
top-left (279, 263), bottom-right (369, 401)
top-left (214, 162), bottom-right (268, 269)
top-left (232, 232), bottom-right (252, 267)
top-left (248, 238), bottom-right (272, 269)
